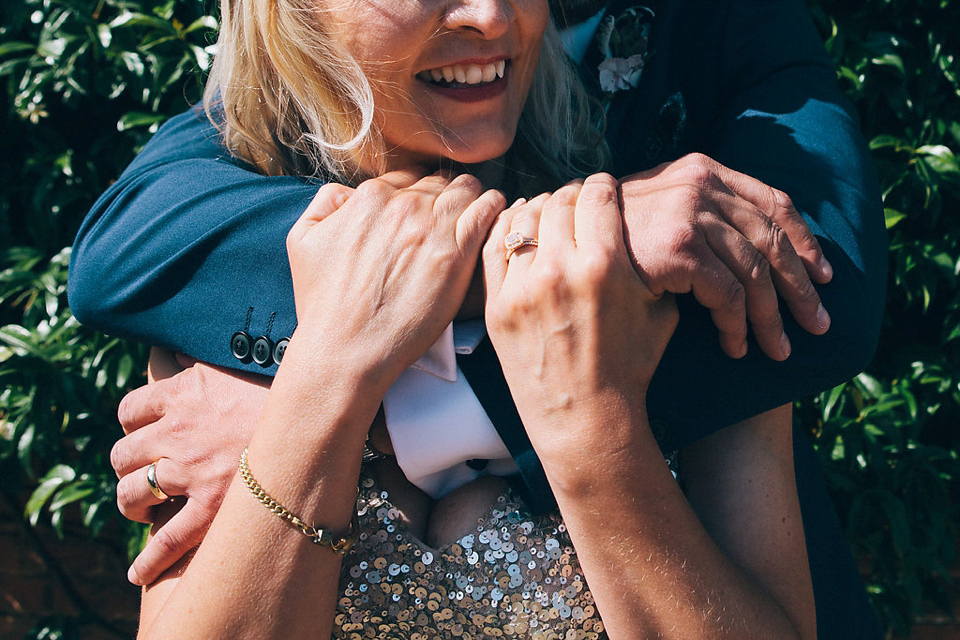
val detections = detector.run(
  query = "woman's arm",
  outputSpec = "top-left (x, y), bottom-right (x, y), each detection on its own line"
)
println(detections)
top-left (484, 174), bottom-right (814, 638)
top-left (134, 171), bottom-right (503, 638)
top-left (552, 404), bottom-right (814, 638)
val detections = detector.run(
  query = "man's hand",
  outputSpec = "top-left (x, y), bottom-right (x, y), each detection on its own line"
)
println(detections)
top-left (111, 348), bottom-right (270, 585)
top-left (620, 153), bottom-right (833, 361)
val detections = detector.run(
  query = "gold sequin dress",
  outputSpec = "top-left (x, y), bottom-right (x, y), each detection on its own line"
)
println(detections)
top-left (333, 472), bottom-right (607, 639)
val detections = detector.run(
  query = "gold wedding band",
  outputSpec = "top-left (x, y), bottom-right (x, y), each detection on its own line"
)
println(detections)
top-left (146, 459), bottom-right (170, 501)
top-left (504, 231), bottom-right (538, 261)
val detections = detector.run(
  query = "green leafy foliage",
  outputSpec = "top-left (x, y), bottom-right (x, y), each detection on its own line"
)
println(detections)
top-left (0, 1), bottom-right (216, 636)
top-left (800, 0), bottom-right (960, 634)
top-left (1, 0), bottom-right (958, 636)
top-left (0, 0), bottom-right (216, 254)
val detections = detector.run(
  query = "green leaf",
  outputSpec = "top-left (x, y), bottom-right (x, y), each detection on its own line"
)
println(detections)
top-left (183, 15), bottom-right (218, 34)
top-left (117, 111), bottom-right (165, 131)
top-left (884, 208), bottom-right (906, 229)
top-left (918, 144), bottom-right (960, 176)
top-left (25, 465), bottom-right (76, 526)
top-left (870, 134), bottom-right (910, 151)
top-left (110, 12), bottom-right (177, 33)
top-left (822, 383), bottom-right (847, 421)
top-left (49, 481), bottom-right (95, 512)
top-left (0, 41), bottom-right (36, 57)
top-left (115, 352), bottom-right (135, 388)
top-left (871, 53), bottom-right (906, 76)
top-left (855, 373), bottom-right (885, 399)
top-left (36, 37), bottom-right (68, 59)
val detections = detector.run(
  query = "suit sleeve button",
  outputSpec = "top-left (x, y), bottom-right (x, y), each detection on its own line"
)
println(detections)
top-left (273, 338), bottom-right (290, 365)
top-left (231, 331), bottom-right (252, 361)
top-left (252, 336), bottom-right (274, 366)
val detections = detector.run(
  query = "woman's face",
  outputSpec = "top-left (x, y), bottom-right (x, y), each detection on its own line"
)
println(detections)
top-left (326, 0), bottom-right (549, 170)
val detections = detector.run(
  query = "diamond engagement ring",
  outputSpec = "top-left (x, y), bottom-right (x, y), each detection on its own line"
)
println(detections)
top-left (504, 231), bottom-right (538, 261)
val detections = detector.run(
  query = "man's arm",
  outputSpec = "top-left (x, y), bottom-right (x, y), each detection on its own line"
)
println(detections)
top-left (616, 0), bottom-right (887, 450)
top-left (68, 107), bottom-right (310, 375)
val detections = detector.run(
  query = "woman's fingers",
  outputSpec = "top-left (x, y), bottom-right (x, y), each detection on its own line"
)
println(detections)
top-left (286, 181), bottom-right (356, 256)
top-left (456, 185), bottom-right (506, 257)
top-left (539, 182), bottom-right (579, 253)
top-left (572, 173), bottom-right (622, 256)
top-left (482, 200), bottom-right (518, 298)
top-left (373, 167), bottom-right (433, 190)
top-left (506, 194), bottom-right (546, 263)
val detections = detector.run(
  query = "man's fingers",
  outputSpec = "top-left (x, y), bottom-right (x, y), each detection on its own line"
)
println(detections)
top-left (636, 235), bottom-right (750, 359)
top-left (702, 221), bottom-right (790, 361)
top-left (701, 156), bottom-right (832, 283)
top-left (686, 266), bottom-right (749, 360)
top-left (708, 182), bottom-right (828, 345)
top-left (765, 195), bottom-right (832, 284)
top-left (129, 499), bottom-right (210, 586)
top-left (116, 382), bottom-right (171, 435)
top-left (115, 457), bottom-right (190, 523)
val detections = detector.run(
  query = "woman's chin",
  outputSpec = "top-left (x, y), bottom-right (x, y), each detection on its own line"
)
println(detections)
top-left (384, 135), bottom-right (514, 174)
top-left (445, 140), bottom-right (514, 168)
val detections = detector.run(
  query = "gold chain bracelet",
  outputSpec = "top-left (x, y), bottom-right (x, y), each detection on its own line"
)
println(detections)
top-left (238, 447), bottom-right (359, 554)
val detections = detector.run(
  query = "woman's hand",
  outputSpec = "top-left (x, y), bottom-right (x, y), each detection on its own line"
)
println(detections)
top-left (287, 169), bottom-right (505, 390)
top-left (483, 173), bottom-right (677, 463)
top-left (111, 348), bottom-right (270, 585)
top-left (483, 174), bottom-right (814, 638)
top-left (620, 153), bottom-right (833, 361)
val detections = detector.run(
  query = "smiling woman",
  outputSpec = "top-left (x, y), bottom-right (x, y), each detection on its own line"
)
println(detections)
top-left (68, 0), bottom-right (883, 637)
top-left (209, 0), bottom-right (605, 186)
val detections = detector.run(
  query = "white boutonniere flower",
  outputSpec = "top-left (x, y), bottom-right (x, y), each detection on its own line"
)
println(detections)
top-left (595, 5), bottom-right (656, 96)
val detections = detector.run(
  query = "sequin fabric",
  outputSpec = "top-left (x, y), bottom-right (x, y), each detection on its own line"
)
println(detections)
top-left (333, 473), bottom-right (607, 639)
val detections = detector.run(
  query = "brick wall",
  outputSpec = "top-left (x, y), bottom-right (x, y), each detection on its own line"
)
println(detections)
top-left (0, 495), bottom-right (139, 640)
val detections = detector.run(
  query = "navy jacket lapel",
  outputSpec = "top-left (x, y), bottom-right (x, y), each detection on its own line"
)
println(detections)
top-left (456, 338), bottom-right (557, 513)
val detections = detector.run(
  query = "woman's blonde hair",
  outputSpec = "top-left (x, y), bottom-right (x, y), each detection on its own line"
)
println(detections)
top-left (204, 0), bottom-right (608, 191)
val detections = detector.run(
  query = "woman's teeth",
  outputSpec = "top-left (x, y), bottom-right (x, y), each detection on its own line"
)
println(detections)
top-left (419, 60), bottom-right (506, 86)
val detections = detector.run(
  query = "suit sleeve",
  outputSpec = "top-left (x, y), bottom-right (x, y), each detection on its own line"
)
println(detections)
top-left (644, 0), bottom-right (888, 450)
top-left (68, 108), bottom-right (312, 374)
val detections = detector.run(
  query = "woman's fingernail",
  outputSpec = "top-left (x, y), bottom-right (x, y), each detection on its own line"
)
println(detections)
top-left (819, 255), bottom-right (833, 280)
top-left (780, 332), bottom-right (792, 359)
top-left (511, 197), bottom-right (527, 207)
top-left (817, 303), bottom-right (831, 331)
top-left (128, 565), bottom-right (143, 586)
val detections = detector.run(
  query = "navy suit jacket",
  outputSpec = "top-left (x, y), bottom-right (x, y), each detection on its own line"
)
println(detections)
top-left (70, 0), bottom-right (886, 635)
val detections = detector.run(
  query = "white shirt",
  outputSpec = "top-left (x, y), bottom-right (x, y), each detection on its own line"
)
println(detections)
top-left (382, 322), bottom-right (517, 498)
